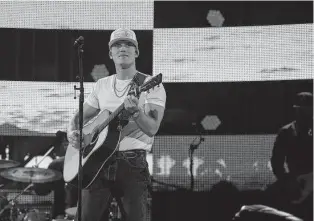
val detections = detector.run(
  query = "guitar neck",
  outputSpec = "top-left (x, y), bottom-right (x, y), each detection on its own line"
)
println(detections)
top-left (98, 103), bottom-right (125, 132)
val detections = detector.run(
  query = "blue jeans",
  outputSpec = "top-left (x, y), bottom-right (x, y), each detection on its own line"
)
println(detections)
top-left (75, 150), bottom-right (150, 221)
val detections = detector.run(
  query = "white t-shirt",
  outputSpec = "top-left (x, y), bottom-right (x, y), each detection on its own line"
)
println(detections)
top-left (85, 73), bottom-right (166, 152)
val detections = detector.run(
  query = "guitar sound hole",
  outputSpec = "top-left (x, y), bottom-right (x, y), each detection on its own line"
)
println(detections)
top-left (91, 132), bottom-right (99, 142)
top-left (82, 146), bottom-right (90, 158)
top-left (82, 132), bottom-right (99, 158)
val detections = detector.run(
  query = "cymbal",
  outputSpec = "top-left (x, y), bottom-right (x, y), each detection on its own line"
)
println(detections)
top-left (0, 167), bottom-right (62, 184)
top-left (0, 160), bottom-right (20, 169)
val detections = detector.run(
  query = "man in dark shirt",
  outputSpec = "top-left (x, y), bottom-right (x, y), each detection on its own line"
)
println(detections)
top-left (270, 92), bottom-right (313, 220)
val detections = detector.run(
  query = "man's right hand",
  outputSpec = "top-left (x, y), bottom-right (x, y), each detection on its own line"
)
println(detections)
top-left (67, 130), bottom-right (81, 149)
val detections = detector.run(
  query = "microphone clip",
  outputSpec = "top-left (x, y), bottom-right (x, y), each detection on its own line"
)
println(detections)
top-left (189, 122), bottom-right (205, 151)
top-left (73, 36), bottom-right (84, 47)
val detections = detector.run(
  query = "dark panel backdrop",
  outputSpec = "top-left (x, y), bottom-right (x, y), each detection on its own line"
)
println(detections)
top-left (0, 29), bottom-right (153, 82)
top-left (154, 1), bottom-right (313, 28)
top-left (161, 80), bottom-right (313, 135)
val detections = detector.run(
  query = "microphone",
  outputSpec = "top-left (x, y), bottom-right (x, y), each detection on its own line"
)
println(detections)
top-left (73, 36), bottom-right (84, 47)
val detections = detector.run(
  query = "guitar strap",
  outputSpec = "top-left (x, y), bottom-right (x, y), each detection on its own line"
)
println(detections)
top-left (118, 71), bottom-right (148, 126)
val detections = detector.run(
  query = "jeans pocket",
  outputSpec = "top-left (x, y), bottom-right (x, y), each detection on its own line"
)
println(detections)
top-left (124, 154), bottom-right (150, 184)
top-left (125, 154), bottom-right (147, 169)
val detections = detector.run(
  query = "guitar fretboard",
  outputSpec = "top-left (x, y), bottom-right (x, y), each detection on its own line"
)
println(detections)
top-left (98, 103), bottom-right (125, 132)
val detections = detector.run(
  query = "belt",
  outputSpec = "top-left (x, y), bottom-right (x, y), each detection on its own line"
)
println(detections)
top-left (115, 150), bottom-right (146, 158)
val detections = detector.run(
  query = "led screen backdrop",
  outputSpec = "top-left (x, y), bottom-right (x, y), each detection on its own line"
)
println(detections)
top-left (0, 81), bottom-right (93, 136)
top-left (153, 24), bottom-right (312, 82)
top-left (0, 1), bottom-right (154, 30)
top-left (152, 135), bottom-right (276, 191)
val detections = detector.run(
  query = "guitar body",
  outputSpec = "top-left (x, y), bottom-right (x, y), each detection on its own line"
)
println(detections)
top-left (63, 110), bottom-right (121, 187)
top-left (291, 172), bottom-right (313, 204)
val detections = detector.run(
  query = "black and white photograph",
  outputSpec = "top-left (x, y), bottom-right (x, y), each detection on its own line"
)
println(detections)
top-left (0, 1), bottom-right (312, 221)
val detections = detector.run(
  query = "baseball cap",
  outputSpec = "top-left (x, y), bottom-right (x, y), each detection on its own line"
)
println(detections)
top-left (108, 28), bottom-right (138, 50)
top-left (293, 92), bottom-right (313, 108)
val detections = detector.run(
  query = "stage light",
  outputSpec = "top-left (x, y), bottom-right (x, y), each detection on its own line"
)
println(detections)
top-left (201, 115), bottom-right (221, 130)
top-left (206, 10), bottom-right (225, 27)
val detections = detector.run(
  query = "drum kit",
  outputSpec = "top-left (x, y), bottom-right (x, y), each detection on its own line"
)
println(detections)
top-left (0, 159), bottom-right (75, 221)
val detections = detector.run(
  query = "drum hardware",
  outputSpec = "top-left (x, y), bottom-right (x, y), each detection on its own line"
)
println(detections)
top-left (0, 155), bottom-right (62, 221)
top-left (0, 139), bottom-right (66, 221)
top-left (65, 200), bottom-right (123, 221)
top-left (0, 183), bottom-right (34, 221)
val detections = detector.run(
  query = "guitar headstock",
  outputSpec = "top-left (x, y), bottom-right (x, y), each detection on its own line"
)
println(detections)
top-left (129, 73), bottom-right (163, 97)
top-left (139, 73), bottom-right (163, 93)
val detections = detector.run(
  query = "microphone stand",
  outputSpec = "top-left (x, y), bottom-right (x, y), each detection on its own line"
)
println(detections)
top-left (189, 124), bottom-right (204, 191)
top-left (74, 38), bottom-right (84, 221)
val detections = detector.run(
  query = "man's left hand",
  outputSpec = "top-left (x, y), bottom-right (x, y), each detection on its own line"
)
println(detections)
top-left (124, 95), bottom-right (139, 114)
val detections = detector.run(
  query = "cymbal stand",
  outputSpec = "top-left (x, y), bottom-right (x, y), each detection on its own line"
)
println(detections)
top-left (0, 183), bottom-right (34, 220)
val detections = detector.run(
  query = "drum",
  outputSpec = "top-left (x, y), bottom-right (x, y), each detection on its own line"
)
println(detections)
top-left (65, 207), bottom-right (76, 219)
top-left (23, 210), bottom-right (49, 221)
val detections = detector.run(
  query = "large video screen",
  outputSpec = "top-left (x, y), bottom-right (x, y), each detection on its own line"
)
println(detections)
top-left (0, 0), bottom-right (153, 30)
top-left (0, 81), bottom-right (94, 136)
top-left (153, 24), bottom-right (313, 82)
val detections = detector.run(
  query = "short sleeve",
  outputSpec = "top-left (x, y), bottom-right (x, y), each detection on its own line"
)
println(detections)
top-left (144, 82), bottom-right (166, 108)
top-left (85, 80), bottom-right (100, 109)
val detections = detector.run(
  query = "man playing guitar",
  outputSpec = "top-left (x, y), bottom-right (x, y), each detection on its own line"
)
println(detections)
top-left (66, 28), bottom-right (166, 221)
